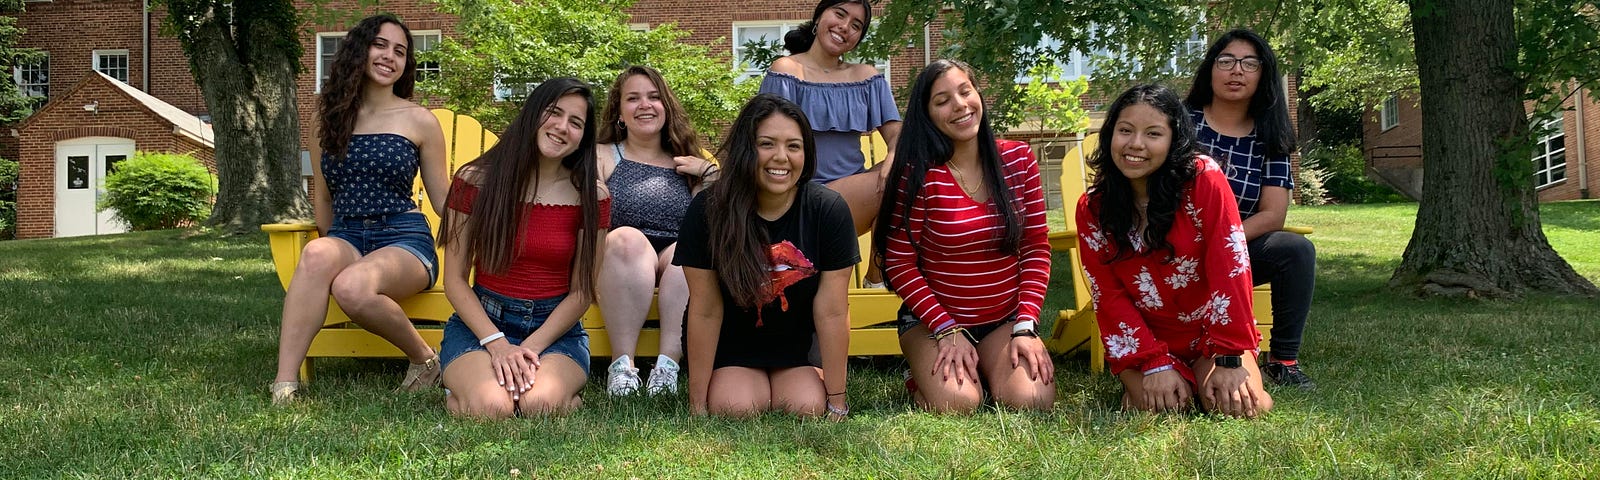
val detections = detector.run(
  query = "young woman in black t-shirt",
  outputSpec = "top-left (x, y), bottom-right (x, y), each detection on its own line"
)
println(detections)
top-left (675, 94), bottom-right (858, 419)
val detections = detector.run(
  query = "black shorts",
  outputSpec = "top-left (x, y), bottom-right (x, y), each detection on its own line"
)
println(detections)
top-left (895, 304), bottom-right (1013, 344)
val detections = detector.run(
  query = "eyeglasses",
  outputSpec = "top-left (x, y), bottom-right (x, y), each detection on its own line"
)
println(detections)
top-left (1214, 55), bottom-right (1262, 73)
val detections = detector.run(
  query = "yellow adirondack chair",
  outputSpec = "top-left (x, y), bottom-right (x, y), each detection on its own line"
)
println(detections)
top-left (1042, 136), bottom-right (1307, 373)
top-left (262, 111), bottom-right (906, 382)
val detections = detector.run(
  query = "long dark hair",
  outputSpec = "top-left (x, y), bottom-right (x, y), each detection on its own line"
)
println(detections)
top-left (706, 94), bottom-right (817, 308)
top-left (783, 0), bottom-right (873, 54)
top-left (1090, 84), bottom-right (1200, 261)
top-left (596, 65), bottom-right (707, 189)
top-left (873, 59), bottom-right (1023, 276)
top-left (318, 14), bottom-right (416, 161)
top-left (440, 78), bottom-right (603, 296)
top-left (1183, 28), bottom-right (1296, 158)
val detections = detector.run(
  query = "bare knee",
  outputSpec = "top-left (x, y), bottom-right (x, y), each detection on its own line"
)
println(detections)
top-left (329, 271), bottom-right (377, 312)
top-left (917, 386), bottom-right (983, 414)
top-left (992, 383), bottom-right (1056, 411)
top-left (296, 239), bottom-right (351, 280)
top-left (777, 395), bottom-right (824, 417)
top-left (448, 391), bottom-right (515, 419)
top-left (709, 395), bottom-right (767, 418)
top-left (517, 389), bottom-right (577, 416)
top-left (603, 228), bottom-right (654, 263)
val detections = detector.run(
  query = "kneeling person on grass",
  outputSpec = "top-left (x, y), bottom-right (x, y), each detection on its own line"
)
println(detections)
top-left (1077, 84), bottom-right (1273, 418)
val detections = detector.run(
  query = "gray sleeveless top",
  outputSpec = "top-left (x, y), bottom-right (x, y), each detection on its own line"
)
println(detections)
top-left (605, 143), bottom-right (694, 247)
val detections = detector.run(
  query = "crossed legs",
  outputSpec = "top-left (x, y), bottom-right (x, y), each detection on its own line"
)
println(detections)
top-left (275, 238), bottom-right (435, 384)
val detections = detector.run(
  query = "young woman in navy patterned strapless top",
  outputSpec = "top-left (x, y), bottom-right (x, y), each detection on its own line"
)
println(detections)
top-left (271, 14), bottom-right (451, 404)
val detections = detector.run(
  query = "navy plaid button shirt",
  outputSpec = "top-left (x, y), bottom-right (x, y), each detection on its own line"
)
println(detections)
top-left (1191, 109), bottom-right (1294, 219)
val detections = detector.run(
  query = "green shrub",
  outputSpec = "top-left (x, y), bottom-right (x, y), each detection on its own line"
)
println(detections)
top-left (0, 157), bottom-right (16, 240)
top-left (98, 152), bottom-right (216, 230)
top-left (1294, 163), bottom-right (1330, 206)
top-left (1302, 142), bottom-right (1409, 204)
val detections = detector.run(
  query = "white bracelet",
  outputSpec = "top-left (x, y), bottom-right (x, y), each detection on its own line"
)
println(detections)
top-left (1012, 320), bottom-right (1036, 333)
top-left (1142, 364), bottom-right (1175, 376)
top-left (478, 331), bottom-right (506, 346)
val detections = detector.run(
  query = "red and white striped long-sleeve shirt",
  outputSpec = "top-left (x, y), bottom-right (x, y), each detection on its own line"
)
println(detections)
top-left (884, 140), bottom-right (1053, 334)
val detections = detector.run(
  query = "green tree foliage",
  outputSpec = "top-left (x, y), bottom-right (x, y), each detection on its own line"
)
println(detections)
top-left (865, 0), bottom-right (1200, 123)
top-left (0, 157), bottom-right (16, 239)
top-left (99, 152), bottom-right (217, 230)
top-left (423, 0), bottom-right (754, 141)
top-left (1302, 142), bottom-right (1406, 204)
top-left (1009, 62), bottom-right (1090, 135)
top-left (0, 0), bottom-right (43, 123)
top-left (156, 0), bottom-right (313, 232)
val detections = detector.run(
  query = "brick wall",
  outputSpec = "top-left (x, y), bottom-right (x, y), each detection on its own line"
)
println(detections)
top-left (13, 0), bottom-right (206, 115)
top-left (1534, 92), bottom-right (1598, 202)
top-left (15, 75), bottom-right (213, 238)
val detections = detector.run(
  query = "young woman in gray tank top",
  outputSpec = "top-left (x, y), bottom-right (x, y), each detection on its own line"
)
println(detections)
top-left (595, 66), bottom-right (719, 397)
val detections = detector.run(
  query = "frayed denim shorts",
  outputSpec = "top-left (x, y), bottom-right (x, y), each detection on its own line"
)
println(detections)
top-left (325, 211), bottom-right (438, 288)
top-left (440, 285), bottom-right (591, 376)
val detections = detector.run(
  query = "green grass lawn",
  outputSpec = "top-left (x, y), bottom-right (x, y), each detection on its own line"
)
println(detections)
top-left (2, 201), bottom-right (1598, 478)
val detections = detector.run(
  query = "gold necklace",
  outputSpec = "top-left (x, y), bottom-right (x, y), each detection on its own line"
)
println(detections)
top-left (946, 162), bottom-right (981, 198)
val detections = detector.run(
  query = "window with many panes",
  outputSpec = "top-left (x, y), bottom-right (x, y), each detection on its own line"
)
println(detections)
top-left (731, 21), bottom-right (888, 82)
top-left (316, 31), bottom-right (443, 92)
top-left (1533, 116), bottom-right (1567, 188)
top-left (93, 50), bottom-right (129, 84)
top-left (1380, 94), bottom-right (1400, 131)
top-left (13, 53), bottom-right (48, 104)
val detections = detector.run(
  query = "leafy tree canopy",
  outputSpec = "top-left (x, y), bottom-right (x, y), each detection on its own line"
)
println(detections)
top-left (423, 0), bottom-right (755, 141)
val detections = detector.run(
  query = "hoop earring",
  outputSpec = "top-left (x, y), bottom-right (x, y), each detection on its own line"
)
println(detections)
top-left (617, 120), bottom-right (627, 132)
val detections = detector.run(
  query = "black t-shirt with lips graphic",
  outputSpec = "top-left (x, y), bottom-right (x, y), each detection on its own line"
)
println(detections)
top-left (674, 182), bottom-right (860, 369)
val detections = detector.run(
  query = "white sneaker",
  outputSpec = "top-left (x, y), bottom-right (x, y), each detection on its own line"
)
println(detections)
top-left (646, 356), bottom-right (680, 395)
top-left (607, 355), bottom-right (641, 396)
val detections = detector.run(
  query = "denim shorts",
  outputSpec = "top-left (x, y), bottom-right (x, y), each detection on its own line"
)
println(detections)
top-left (895, 304), bottom-right (1012, 343)
top-left (439, 285), bottom-right (591, 376)
top-left (325, 211), bottom-right (438, 288)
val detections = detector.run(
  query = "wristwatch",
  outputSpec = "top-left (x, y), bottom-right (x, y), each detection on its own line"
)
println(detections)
top-left (1213, 354), bottom-right (1243, 369)
top-left (1010, 328), bottom-right (1039, 338)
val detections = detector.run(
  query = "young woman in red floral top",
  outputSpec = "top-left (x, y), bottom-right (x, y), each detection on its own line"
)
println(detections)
top-left (436, 78), bottom-right (610, 419)
top-left (875, 60), bottom-right (1054, 413)
top-left (1077, 84), bottom-right (1273, 418)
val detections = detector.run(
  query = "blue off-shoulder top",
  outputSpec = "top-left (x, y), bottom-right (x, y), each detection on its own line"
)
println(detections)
top-left (759, 71), bottom-right (901, 183)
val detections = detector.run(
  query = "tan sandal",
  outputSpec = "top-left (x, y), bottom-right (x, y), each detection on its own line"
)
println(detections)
top-left (271, 381), bottom-right (301, 405)
top-left (399, 354), bottom-right (441, 392)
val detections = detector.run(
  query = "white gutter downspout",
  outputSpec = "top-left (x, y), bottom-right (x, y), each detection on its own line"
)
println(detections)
top-left (142, 0), bottom-right (150, 92)
top-left (923, 25), bottom-right (931, 66)
top-left (1578, 86), bottom-right (1591, 198)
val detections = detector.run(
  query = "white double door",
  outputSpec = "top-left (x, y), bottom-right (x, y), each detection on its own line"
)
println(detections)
top-left (54, 138), bottom-right (134, 237)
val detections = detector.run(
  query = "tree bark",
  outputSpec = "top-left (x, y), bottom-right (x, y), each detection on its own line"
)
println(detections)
top-left (1394, 0), bottom-right (1598, 297)
top-left (182, 8), bottom-right (311, 233)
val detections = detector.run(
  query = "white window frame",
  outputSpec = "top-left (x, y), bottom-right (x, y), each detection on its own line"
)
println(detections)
top-left (317, 31), bottom-right (444, 92)
top-left (1533, 116), bottom-right (1567, 189)
top-left (410, 30), bottom-right (442, 81)
top-left (315, 32), bottom-right (342, 94)
top-left (730, 21), bottom-right (889, 83)
top-left (92, 49), bottom-right (130, 84)
top-left (13, 52), bottom-right (48, 100)
top-left (493, 74), bottom-right (539, 103)
top-left (1380, 94), bottom-right (1400, 131)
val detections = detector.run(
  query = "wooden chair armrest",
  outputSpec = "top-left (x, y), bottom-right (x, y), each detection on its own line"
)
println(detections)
top-left (1282, 225), bottom-right (1314, 235)
top-left (261, 223), bottom-right (318, 233)
top-left (1048, 229), bottom-right (1078, 251)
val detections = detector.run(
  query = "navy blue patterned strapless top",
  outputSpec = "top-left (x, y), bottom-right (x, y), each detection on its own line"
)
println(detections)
top-left (322, 133), bottom-right (421, 218)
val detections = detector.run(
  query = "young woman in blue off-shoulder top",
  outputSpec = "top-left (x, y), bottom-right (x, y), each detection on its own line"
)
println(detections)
top-left (760, 0), bottom-right (902, 240)
top-left (270, 14), bottom-right (451, 404)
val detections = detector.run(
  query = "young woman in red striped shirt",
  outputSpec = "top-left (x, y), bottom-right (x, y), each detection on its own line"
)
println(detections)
top-left (874, 60), bottom-right (1054, 413)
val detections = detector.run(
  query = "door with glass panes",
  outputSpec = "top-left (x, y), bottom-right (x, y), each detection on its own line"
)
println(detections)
top-left (54, 138), bottom-right (133, 237)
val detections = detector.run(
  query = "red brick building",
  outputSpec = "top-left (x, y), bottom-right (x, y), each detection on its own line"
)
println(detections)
top-left (10, 0), bottom-right (1299, 237)
top-left (1363, 89), bottom-right (1598, 202)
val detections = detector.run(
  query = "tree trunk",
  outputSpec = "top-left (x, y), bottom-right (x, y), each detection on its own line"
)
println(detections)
top-left (1394, 0), bottom-right (1598, 297)
top-left (185, 14), bottom-right (311, 233)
